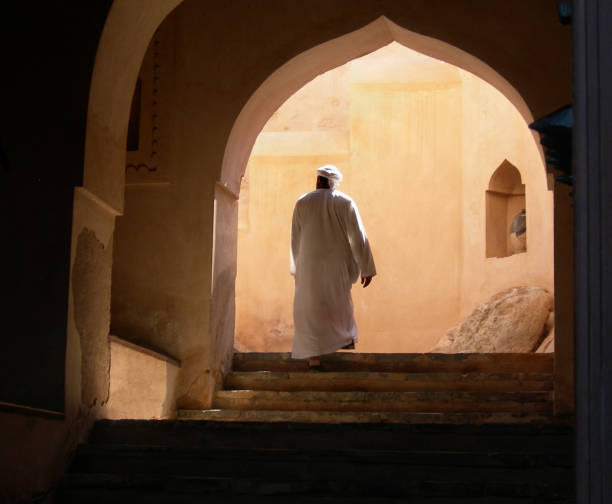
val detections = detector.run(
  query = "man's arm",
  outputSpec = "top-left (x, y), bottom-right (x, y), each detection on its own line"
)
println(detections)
top-left (346, 200), bottom-right (376, 287)
top-left (361, 275), bottom-right (372, 288)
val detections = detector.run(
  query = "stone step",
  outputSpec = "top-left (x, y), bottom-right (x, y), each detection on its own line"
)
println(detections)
top-left (63, 448), bottom-right (573, 501)
top-left (178, 409), bottom-right (558, 424)
top-left (60, 491), bottom-right (571, 504)
top-left (60, 420), bottom-right (573, 503)
top-left (225, 371), bottom-right (553, 393)
top-left (70, 446), bottom-right (572, 475)
top-left (90, 420), bottom-right (573, 453)
top-left (212, 390), bottom-right (553, 414)
top-left (65, 447), bottom-right (572, 499)
top-left (59, 473), bottom-right (573, 504)
top-left (232, 352), bottom-right (554, 373)
top-left (60, 492), bottom-right (568, 504)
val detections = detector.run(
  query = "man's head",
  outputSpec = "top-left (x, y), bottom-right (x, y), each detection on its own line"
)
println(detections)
top-left (316, 164), bottom-right (342, 189)
top-left (316, 176), bottom-right (331, 189)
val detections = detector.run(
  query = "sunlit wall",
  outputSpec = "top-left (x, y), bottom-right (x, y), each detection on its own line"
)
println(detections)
top-left (235, 43), bottom-right (553, 353)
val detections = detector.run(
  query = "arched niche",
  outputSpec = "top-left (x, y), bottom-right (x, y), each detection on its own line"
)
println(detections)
top-left (486, 159), bottom-right (526, 258)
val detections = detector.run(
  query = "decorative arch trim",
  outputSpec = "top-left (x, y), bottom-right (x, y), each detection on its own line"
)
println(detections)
top-left (83, 0), bottom-right (183, 214)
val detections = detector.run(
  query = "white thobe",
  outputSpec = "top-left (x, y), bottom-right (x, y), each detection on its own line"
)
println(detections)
top-left (290, 188), bottom-right (376, 359)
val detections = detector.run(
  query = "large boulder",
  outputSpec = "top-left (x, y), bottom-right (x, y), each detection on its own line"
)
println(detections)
top-left (535, 312), bottom-right (555, 353)
top-left (536, 329), bottom-right (555, 353)
top-left (431, 286), bottom-right (553, 353)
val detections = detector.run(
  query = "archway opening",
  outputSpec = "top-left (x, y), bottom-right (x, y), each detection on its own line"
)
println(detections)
top-left (79, 9), bottom-right (567, 414)
top-left (234, 42), bottom-right (554, 354)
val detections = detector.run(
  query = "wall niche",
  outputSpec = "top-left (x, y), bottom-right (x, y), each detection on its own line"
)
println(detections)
top-left (486, 159), bottom-right (526, 258)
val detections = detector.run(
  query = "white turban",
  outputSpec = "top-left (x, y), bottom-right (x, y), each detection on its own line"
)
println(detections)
top-left (317, 164), bottom-right (343, 189)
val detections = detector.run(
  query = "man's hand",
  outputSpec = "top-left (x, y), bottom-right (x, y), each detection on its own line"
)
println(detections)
top-left (361, 275), bottom-right (373, 288)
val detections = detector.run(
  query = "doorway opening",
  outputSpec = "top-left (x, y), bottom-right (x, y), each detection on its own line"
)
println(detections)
top-left (234, 42), bottom-right (553, 355)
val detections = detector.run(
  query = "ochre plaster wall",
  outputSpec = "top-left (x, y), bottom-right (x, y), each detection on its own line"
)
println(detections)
top-left (235, 45), bottom-right (553, 353)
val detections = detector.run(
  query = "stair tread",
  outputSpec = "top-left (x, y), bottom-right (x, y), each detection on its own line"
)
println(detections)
top-left (228, 371), bottom-right (553, 379)
top-left (235, 352), bottom-right (554, 362)
top-left (67, 451), bottom-right (573, 482)
top-left (71, 447), bottom-right (573, 476)
top-left (88, 419), bottom-right (573, 453)
top-left (178, 409), bottom-right (560, 424)
top-left (212, 389), bottom-right (552, 413)
top-left (232, 352), bottom-right (554, 373)
top-left (215, 390), bottom-right (553, 400)
top-left (226, 371), bottom-right (553, 392)
top-left (60, 473), bottom-right (573, 502)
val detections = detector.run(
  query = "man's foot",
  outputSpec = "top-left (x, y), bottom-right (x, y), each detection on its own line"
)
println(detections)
top-left (308, 357), bottom-right (323, 371)
top-left (341, 340), bottom-right (355, 350)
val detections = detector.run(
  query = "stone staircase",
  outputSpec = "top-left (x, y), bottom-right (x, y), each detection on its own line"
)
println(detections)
top-left (180, 352), bottom-right (559, 424)
top-left (60, 421), bottom-right (574, 503)
top-left (58, 352), bottom-right (575, 502)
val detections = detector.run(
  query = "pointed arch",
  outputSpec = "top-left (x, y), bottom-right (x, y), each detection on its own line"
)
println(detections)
top-left (486, 159), bottom-right (527, 258)
top-left (220, 16), bottom-right (535, 195)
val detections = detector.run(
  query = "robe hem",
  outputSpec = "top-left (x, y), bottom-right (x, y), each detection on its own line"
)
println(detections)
top-left (291, 337), bottom-right (357, 360)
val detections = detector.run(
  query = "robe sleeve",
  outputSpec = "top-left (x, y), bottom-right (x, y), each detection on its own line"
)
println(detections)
top-left (290, 201), bottom-right (300, 276)
top-left (346, 200), bottom-right (376, 277)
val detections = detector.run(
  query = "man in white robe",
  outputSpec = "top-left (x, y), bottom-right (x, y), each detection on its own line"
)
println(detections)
top-left (290, 165), bottom-right (376, 369)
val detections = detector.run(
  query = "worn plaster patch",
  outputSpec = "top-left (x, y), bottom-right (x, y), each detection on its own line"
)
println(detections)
top-left (72, 228), bottom-right (112, 407)
top-left (211, 267), bottom-right (236, 378)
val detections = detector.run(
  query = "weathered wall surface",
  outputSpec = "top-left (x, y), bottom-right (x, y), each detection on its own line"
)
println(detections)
top-left (106, 337), bottom-right (179, 419)
top-left (72, 227), bottom-right (112, 407)
top-left (235, 45), bottom-right (554, 353)
top-left (209, 187), bottom-right (240, 399)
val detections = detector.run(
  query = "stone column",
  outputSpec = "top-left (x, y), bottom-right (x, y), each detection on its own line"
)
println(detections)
top-left (573, 1), bottom-right (612, 502)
